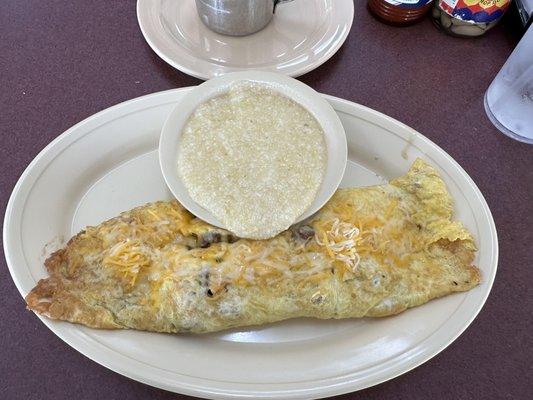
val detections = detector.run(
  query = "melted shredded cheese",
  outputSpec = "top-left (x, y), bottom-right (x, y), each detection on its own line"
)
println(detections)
top-left (94, 195), bottom-right (430, 293)
top-left (103, 239), bottom-right (151, 287)
top-left (314, 218), bottom-right (361, 272)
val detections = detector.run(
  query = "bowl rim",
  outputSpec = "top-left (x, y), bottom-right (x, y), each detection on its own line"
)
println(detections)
top-left (159, 70), bottom-right (347, 231)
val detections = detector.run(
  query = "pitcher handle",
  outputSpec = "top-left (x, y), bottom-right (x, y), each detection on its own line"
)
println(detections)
top-left (274, 0), bottom-right (295, 13)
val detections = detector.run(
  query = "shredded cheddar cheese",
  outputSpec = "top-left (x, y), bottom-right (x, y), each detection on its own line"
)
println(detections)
top-left (103, 239), bottom-right (151, 287)
top-left (93, 191), bottom-right (434, 296)
top-left (314, 218), bottom-right (361, 272)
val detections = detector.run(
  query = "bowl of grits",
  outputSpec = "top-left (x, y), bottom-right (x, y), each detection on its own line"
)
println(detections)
top-left (159, 71), bottom-right (347, 239)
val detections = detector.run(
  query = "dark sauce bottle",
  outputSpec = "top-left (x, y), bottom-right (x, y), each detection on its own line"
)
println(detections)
top-left (368, 0), bottom-right (434, 26)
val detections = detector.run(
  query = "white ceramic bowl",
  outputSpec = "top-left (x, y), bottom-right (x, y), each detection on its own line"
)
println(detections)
top-left (159, 71), bottom-right (347, 229)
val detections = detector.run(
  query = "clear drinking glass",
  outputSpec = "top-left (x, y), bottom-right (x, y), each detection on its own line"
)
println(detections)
top-left (484, 25), bottom-right (533, 144)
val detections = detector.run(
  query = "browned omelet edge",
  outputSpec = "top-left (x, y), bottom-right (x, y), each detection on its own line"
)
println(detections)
top-left (26, 233), bottom-right (123, 329)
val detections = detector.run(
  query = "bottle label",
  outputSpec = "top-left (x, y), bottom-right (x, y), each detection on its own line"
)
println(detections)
top-left (383, 0), bottom-right (433, 7)
top-left (438, 0), bottom-right (511, 23)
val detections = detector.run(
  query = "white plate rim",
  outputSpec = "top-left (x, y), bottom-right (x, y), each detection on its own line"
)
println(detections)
top-left (3, 88), bottom-right (498, 399)
top-left (135, 0), bottom-right (355, 80)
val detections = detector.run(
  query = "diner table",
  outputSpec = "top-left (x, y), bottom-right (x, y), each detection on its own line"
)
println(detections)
top-left (1, 1), bottom-right (531, 399)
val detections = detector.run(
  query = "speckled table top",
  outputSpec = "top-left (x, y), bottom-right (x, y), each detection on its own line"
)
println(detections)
top-left (1, 1), bottom-right (532, 399)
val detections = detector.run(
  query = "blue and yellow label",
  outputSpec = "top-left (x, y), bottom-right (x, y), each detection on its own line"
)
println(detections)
top-left (439, 0), bottom-right (511, 22)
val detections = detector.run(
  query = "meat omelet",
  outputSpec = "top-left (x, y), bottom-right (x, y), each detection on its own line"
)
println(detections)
top-left (26, 159), bottom-right (480, 333)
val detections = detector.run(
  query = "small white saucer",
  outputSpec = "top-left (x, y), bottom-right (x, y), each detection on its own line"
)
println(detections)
top-left (136, 0), bottom-right (354, 79)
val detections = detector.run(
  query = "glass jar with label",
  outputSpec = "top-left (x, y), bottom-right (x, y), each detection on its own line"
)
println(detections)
top-left (368, 0), bottom-right (434, 26)
top-left (432, 0), bottom-right (511, 37)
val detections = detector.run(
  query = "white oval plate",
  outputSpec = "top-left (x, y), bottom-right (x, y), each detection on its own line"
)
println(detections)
top-left (4, 88), bottom-right (498, 399)
top-left (159, 71), bottom-right (347, 229)
top-left (136, 0), bottom-right (354, 79)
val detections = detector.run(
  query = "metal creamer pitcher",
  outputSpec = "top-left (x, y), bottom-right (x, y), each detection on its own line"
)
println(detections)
top-left (196, 0), bottom-right (294, 36)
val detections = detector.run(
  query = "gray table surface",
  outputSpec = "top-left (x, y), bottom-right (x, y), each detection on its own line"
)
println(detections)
top-left (1, 1), bottom-right (532, 399)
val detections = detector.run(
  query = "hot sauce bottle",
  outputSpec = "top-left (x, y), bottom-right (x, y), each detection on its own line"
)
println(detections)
top-left (368, 0), bottom-right (434, 26)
